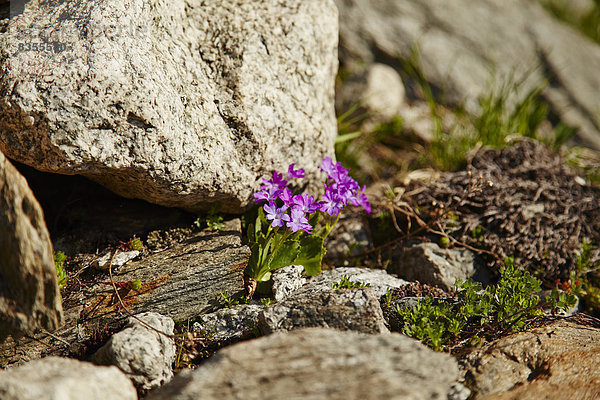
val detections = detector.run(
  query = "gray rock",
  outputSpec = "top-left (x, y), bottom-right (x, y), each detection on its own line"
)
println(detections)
top-left (0, 356), bottom-right (137, 400)
top-left (325, 214), bottom-right (371, 264)
top-left (0, 0), bottom-right (338, 213)
top-left (0, 219), bottom-right (248, 366)
top-left (448, 383), bottom-right (471, 400)
top-left (0, 150), bottom-right (62, 340)
top-left (336, 63), bottom-right (406, 121)
top-left (389, 243), bottom-right (488, 291)
top-left (270, 265), bottom-right (306, 302)
top-left (299, 267), bottom-right (408, 298)
top-left (258, 287), bottom-right (389, 334)
top-left (193, 304), bottom-right (263, 343)
top-left (148, 328), bottom-right (460, 400)
top-left (462, 319), bottom-right (600, 400)
top-left (336, 0), bottom-right (600, 150)
top-left (91, 312), bottom-right (176, 391)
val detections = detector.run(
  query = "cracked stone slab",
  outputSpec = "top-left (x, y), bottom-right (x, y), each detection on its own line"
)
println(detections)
top-left (0, 219), bottom-right (249, 367)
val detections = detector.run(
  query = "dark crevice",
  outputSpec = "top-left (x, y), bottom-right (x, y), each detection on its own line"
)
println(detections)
top-left (126, 112), bottom-right (154, 130)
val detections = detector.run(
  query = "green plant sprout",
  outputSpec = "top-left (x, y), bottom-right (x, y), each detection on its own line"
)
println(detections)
top-left (194, 211), bottom-right (226, 232)
top-left (383, 287), bottom-right (394, 307)
top-left (220, 291), bottom-right (237, 308)
top-left (54, 250), bottom-right (68, 289)
top-left (128, 237), bottom-right (143, 251)
top-left (331, 275), bottom-right (371, 290)
top-left (396, 260), bottom-right (578, 351)
top-left (119, 237), bottom-right (143, 251)
top-left (206, 214), bottom-right (225, 231)
top-left (260, 298), bottom-right (274, 306)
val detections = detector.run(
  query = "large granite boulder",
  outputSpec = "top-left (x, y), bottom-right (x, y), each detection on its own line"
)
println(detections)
top-left (0, 0), bottom-right (338, 213)
top-left (336, 0), bottom-right (600, 150)
top-left (0, 150), bottom-right (62, 340)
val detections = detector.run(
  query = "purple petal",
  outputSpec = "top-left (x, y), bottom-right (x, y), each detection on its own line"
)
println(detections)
top-left (287, 163), bottom-right (305, 179)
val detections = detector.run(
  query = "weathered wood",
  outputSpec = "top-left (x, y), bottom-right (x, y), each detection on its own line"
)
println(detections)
top-left (0, 219), bottom-right (249, 367)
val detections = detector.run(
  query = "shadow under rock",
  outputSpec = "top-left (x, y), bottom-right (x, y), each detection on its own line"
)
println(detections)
top-left (11, 160), bottom-right (198, 254)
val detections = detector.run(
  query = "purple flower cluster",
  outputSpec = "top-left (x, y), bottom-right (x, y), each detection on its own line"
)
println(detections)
top-left (253, 158), bottom-right (371, 233)
top-left (319, 157), bottom-right (371, 216)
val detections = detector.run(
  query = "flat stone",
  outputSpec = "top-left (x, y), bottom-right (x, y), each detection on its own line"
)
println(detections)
top-left (0, 0), bottom-right (338, 212)
top-left (463, 319), bottom-right (600, 399)
top-left (91, 312), bottom-right (176, 391)
top-left (258, 287), bottom-right (389, 334)
top-left (0, 356), bottom-right (137, 400)
top-left (0, 150), bottom-right (62, 340)
top-left (147, 328), bottom-right (460, 400)
top-left (299, 267), bottom-right (408, 298)
top-left (0, 219), bottom-right (248, 367)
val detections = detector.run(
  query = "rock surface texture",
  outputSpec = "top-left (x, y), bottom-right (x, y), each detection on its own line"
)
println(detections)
top-left (463, 320), bottom-right (600, 399)
top-left (298, 267), bottom-right (408, 297)
top-left (0, 219), bottom-right (248, 366)
top-left (270, 264), bottom-right (307, 301)
top-left (390, 243), bottom-right (487, 291)
top-left (0, 150), bottom-right (62, 340)
top-left (148, 328), bottom-right (460, 400)
top-left (336, 0), bottom-right (600, 150)
top-left (193, 304), bottom-right (263, 343)
top-left (0, 356), bottom-right (137, 400)
top-left (91, 312), bottom-right (176, 391)
top-left (259, 287), bottom-right (389, 334)
top-left (0, 0), bottom-right (338, 212)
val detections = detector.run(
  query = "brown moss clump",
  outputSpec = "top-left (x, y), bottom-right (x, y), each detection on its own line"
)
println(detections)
top-left (405, 140), bottom-right (600, 285)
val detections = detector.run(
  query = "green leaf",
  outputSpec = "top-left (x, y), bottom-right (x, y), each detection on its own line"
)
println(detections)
top-left (245, 242), bottom-right (262, 279)
top-left (256, 208), bottom-right (265, 238)
top-left (267, 240), bottom-right (300, 273)
top-left (295, 235), bottom-right (325, 276)
top-left (335, 131), bottom-right (363, 144)
top-left (260, 237), bottom-right (274, 266)
top-left (247, 222), bottom-right (256, 243)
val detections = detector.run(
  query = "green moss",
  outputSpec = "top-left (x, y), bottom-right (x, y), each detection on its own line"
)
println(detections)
top-left (54, 250), bottom-right (68, 289)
